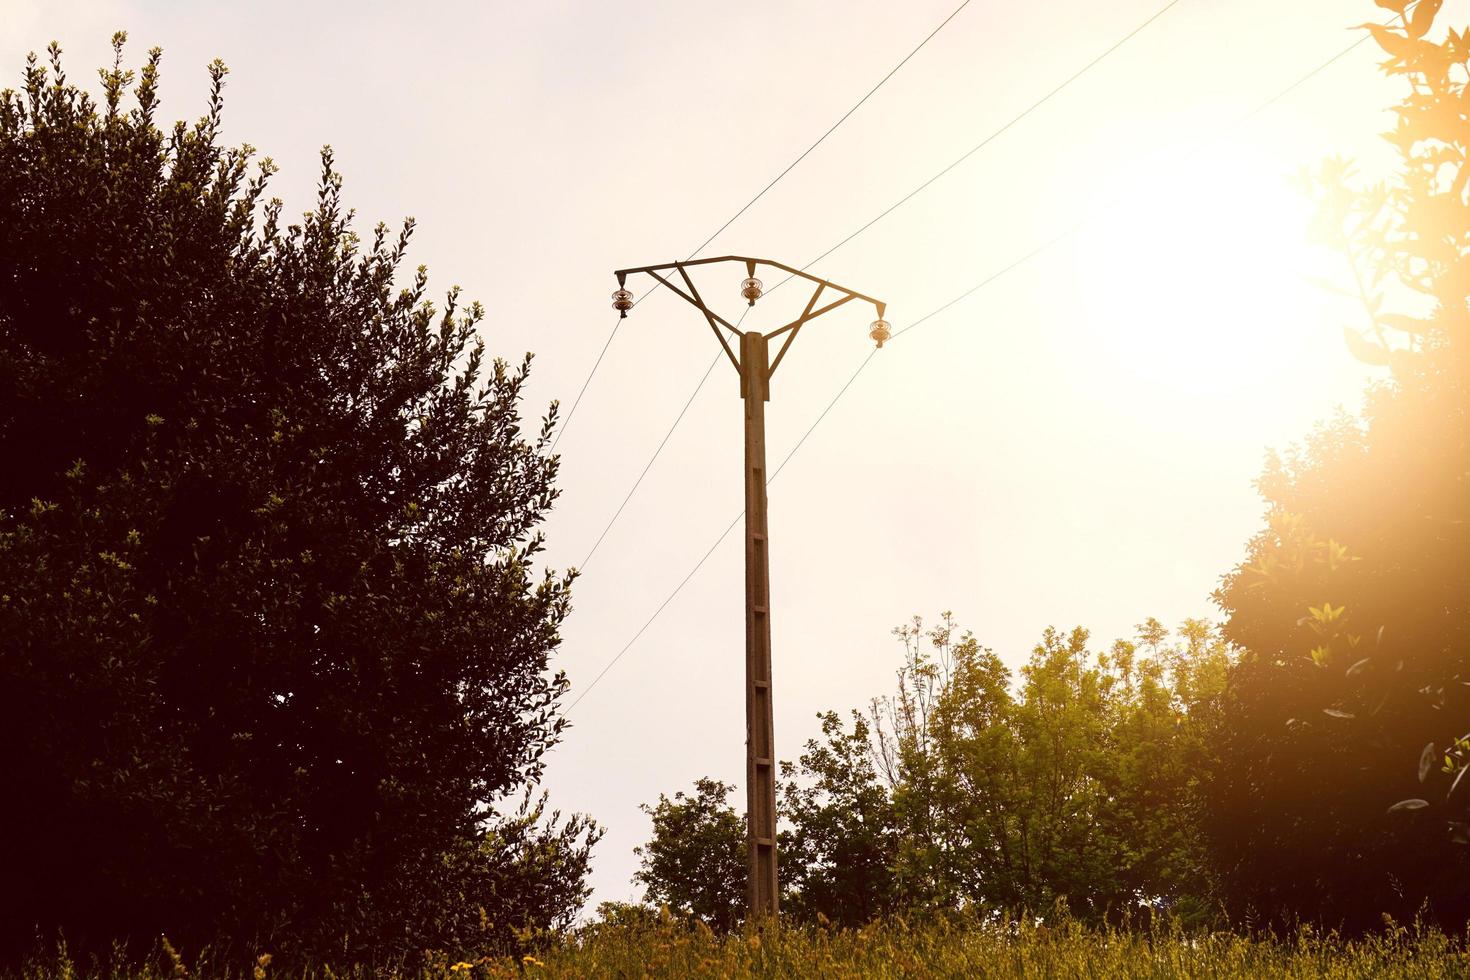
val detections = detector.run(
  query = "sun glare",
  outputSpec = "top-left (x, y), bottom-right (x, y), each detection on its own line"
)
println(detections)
top-left (1074, 143), bottom-right (1335, 397)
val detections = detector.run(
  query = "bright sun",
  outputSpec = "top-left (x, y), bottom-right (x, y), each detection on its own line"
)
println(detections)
top-left (1073, 142), bottom-right (1338, 397)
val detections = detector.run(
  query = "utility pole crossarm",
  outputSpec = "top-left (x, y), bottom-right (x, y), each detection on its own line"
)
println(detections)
top-left (769, 281), bottom-right (831, 377)
top-left (676, 264), bottom-right (743, 375)
top-left (643, 268), bottom-right (745, 337)
top-left (615, 255), bottom-right (886, 322)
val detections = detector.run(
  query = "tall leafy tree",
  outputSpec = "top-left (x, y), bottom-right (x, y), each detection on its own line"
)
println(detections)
top-left (635, 715), bottom-right (902, 932)
top-left (633, 778), bottom-right (747, 932)
top-left (874, 616), bottom-right (1225, 923)
top-left (778, 710), bottom-right (901, 927)
top-left (0, 38), bottom-right (595, 958)
top-left (1206, 0), bottom-right (1470, 932)
top-left (636, 615), bottom-right (1226, 928)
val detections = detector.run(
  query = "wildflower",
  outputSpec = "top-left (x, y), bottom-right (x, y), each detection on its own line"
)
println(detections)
top-left (522, 954), bottom-right (545, 967)
top-left (450, 963), bottom-right (474, 973)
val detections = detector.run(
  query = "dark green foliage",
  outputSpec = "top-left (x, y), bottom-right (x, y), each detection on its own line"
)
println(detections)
top-left (633, 714), bottom-right (902, 932)
top-left (778, 710), bottom-right (900, 927)
top-left (634, 778), bottom-right (747, 932)
top-left (636, 615), bottom-right (1227, 930)
top-left (873, 616), bottom-right (1225, 924)
top-left (22, 914), bottom-right (1470, 978)
top-left (0, 37), bottom-right (596, 959)
top-left (1205, 2), bottom-right (1470, 933)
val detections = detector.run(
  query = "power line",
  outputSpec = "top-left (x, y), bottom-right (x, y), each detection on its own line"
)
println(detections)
top-left (576, 301), bottom-right (751, 571)
top-left (684, 0), bottom-right (976, 261)
top-left (772, 27), bottom-right (1383, 478)
top-left (550, 0), bottom-right (976, 452)
top-left (1241, 28), bottom-right (1372, 120)
top-left (781, 0), bottom-right (1412, 293)
top-left (565, 26), bottom-right (1381, 713)
top-left (550, 317), bottom-right (622, 452)
top-left (563, 0), bottom-right (1186, 567)
top-left (767, 0), bottom-right (1184, 296)
top-left (564, 0), bottom-right (1187, 709)
top-left (565, 509), bottom-right (743, 714)
top-left (576, 352), bottom-right (721, 572)
top-left (556, 3), bottom-right (1390, 453)
top-left (765, 29), bottom-right (1385, 488)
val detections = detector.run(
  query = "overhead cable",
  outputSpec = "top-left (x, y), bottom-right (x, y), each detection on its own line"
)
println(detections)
top-left (565, 25), bottom-right (1380, 713)
top-left (769, 0), bottom-right (1184, 295)
top-left (550, 0), bottom-right (977, 451)
top-left (565, 0), bottom-right (1184, 561)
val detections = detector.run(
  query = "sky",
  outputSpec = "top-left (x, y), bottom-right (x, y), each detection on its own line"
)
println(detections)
top-left (5, 0), bottom-right (1463, 908)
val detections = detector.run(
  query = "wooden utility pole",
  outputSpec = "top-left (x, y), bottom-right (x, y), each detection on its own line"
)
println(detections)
top-left (611, 256), bottom-right (888, 922)
top-left (739, 328), bottom-right (778, 916)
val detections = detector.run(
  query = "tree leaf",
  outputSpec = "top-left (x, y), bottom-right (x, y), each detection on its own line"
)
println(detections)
top-left (1323, 707), bottom-right (1356, 719)
top-left (1419, 742), bottom-right (1436, 782)
top-left (1358, 23), bottom-right (1419, 60)
top-left (1388, 798), bottom-right (1430, 812)
top-left (1343, 326), bottom-right (1391, 365)
top-left (1407, 0), bottom-right (1443, 39)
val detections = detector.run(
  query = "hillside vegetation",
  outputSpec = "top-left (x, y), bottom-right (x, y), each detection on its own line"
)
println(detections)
top-left (14, 917), bottom-right (1470, 979)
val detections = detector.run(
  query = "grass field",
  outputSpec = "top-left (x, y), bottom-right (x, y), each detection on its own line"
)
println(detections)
top-left (17, 916), bottom-right (1470, 979)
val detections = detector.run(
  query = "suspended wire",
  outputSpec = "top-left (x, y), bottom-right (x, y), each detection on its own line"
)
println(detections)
top-left (557, 1), bottom-right (1391, 454)
top-left (1241, 27), bottom-right (1374, 120)
top-left (563, 0), bottom-right (1183, 565)
top-left (560, 7), bottom-right (1379, 455)
top-left (565, 508), bottom-right (743, 714)
top-left (685, 0), bottom-right (976, 261)
top-left (770, 27), bottom-right (1384, 478)
top-left (549, 317), bottom-right (621, 452)
top-left (565, 25), bottom-right (1381, 714)
top-left (576, 353), bottom-right (721, 571)
top-left (766, 0), bottom-right (1184, 297)
top-left (564, 0), bottom-right (1185, 709)
top-left (550, 0), bottom-right (976, 452)
top-left (577, 306), bottom-right (752, 572)
top-left (767, 28), bottom-right (1384, 488)
top-left (781, 0), bottom-right (1413, 295)
top-left (766, 351), bottom-right (876, 488)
